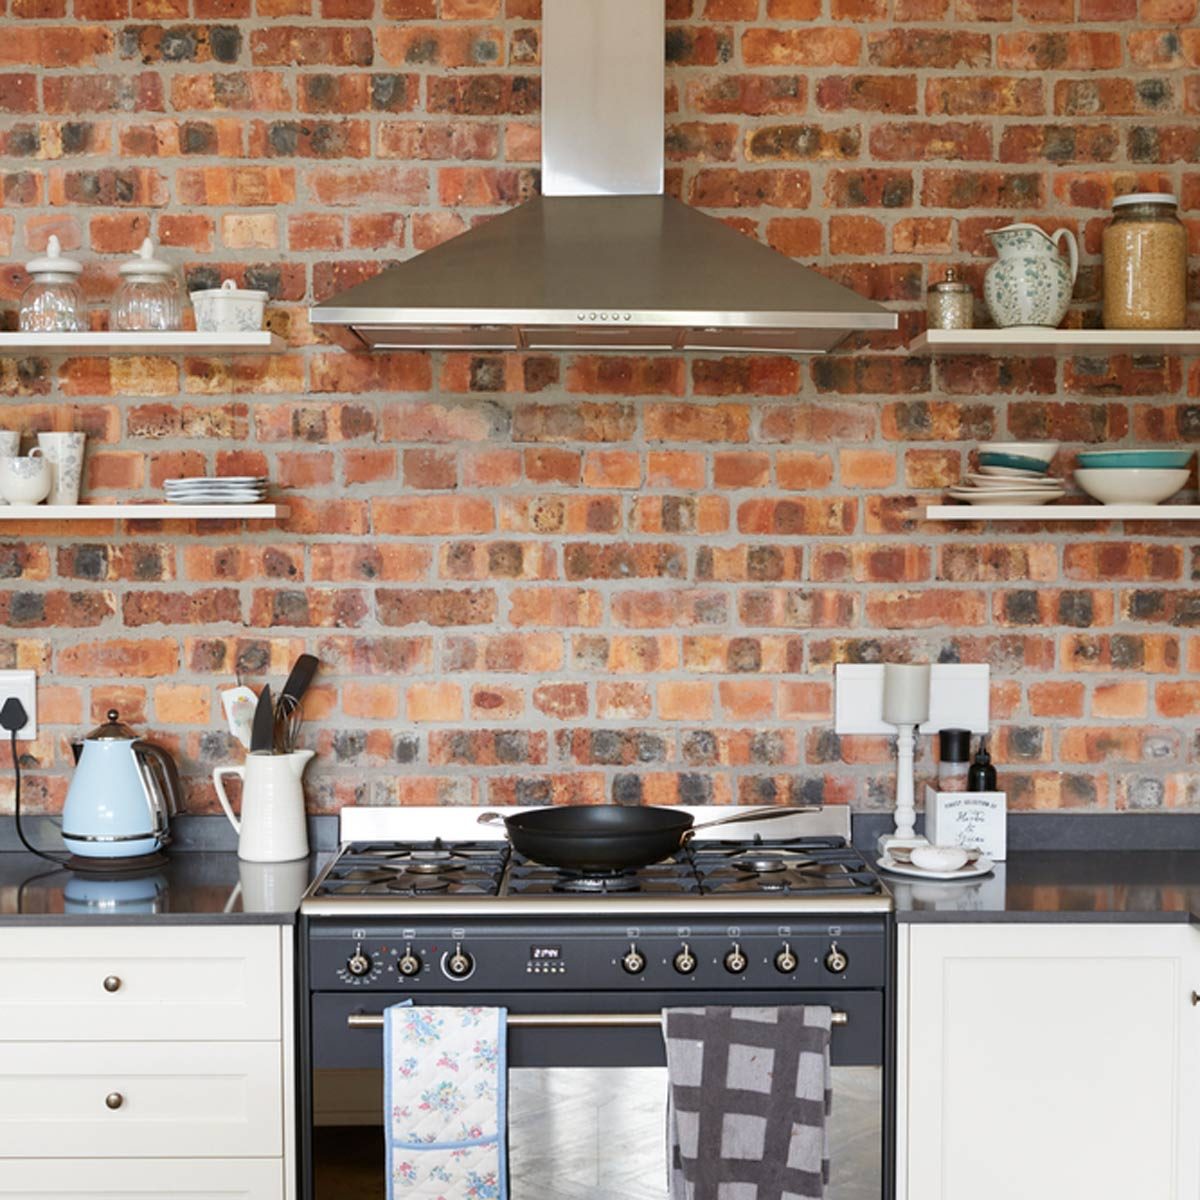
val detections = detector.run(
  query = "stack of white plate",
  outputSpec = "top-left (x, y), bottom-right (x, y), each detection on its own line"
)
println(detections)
top-left (164, 476), bottom-right (269, 505)
top-left (946, 469), bottom-right (1066, 507)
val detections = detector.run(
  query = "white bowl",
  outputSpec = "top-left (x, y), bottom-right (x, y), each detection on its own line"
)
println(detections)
top-left (978, 441), bottom-right (1059, 465)
top-left (911, 844), bottom-right (969, 872)
top-left (1073, 467), bottom-right (1189, 506)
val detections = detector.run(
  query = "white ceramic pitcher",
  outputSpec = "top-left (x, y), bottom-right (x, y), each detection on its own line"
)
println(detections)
top-left (213, 750), bottom-right (313, 862)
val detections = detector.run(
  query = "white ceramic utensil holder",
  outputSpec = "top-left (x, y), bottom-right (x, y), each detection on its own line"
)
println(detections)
top-left (213, 750), bottom-right (313, 862)
top-left (924, 785), bottom-right (1007, 860)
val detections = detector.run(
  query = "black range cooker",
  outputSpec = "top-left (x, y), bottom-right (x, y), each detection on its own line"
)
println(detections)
top-left (299, 805), bottom-right (894, 1200)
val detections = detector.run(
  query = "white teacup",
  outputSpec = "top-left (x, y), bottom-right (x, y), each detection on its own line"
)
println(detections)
top-left (36, 431), bottom-right (86, 505)
top-left (0, 449), bottom-right (52, 505)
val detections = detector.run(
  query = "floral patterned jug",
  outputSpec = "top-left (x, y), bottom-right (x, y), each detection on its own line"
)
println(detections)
top-left (983, 223), bottom-right (1078, 328)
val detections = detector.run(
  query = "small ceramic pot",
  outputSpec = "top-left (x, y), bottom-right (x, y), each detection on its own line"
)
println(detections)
top-left (191, 279), bottom-right (267, 333)
top-left (36, 431), bottom-right (86, 505)
top-left (0, 449), bottom-right (52, 505)
top-left (0, 431), bottom-right (21, 507)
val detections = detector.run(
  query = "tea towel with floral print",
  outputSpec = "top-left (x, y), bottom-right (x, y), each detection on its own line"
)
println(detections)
top-left (385, 1005), bottom-right (508, 1200)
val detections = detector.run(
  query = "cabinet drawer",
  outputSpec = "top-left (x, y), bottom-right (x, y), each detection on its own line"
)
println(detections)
top-left (0, 1041), bottom-right (283, 1159)
top-left (0, 1158), bottom-right (284, 1199)
top-left (0, 926), bottom-right (281, 1041)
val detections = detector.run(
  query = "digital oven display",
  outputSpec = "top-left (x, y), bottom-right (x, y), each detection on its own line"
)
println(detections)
top-left (531, 945), bottom-right (562, 960)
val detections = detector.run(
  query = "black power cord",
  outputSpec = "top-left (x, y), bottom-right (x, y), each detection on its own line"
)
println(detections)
top-left (1, 697), bottom-right (70, 868)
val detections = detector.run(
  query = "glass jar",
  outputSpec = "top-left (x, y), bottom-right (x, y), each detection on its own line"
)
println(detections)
top-left (1102, 193), bottom-right (1187, 330)
top-left (927, 268), bottom-right (974, 330)
top-left (19, 235), bottom-right (86, 333)
top-left (111, 238), bottom-right (182, 332)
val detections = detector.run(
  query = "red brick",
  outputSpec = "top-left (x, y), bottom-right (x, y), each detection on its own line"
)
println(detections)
top-left (742, 28), bottom-right (861, 66)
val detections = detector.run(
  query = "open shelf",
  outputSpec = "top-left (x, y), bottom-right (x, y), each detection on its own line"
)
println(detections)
top-left (0, 504), bottom-right (288, 521)
top-left (911, 328), bottom-right (1200, 356)
top-left (0, 332), bottom-right (283, 354)
top-left (926, 504), bottom-right (1200, 522)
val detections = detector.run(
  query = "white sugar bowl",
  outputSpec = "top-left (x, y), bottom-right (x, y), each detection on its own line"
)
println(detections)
top-left (191, 278), bottom-right (268, 333)
top-left (0, 449), bottom-right (52, 505)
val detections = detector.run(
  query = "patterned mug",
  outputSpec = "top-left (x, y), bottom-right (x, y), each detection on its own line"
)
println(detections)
top-left (36, 431), bottom-right (86, 505)
top-left (0, 431), bottom-right (20, 507)
top-left (0, 449), bottom-right (52, 505)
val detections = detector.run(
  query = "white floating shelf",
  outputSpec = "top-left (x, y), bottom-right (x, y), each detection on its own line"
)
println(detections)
top-left (926, 504), bottom-right (1200, 522)
top-left (0, 504), bottom-right (287, 521)
top-left (912, 328), bottom-right (1200, 356)
top-left (0, 331), bottom-right (283, 354)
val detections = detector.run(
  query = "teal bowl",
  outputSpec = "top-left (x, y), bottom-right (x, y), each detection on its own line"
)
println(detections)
top-left (978, 452), bottom-right (1051, 474)
top-left (1076, 449), bottom-right (1194, 470)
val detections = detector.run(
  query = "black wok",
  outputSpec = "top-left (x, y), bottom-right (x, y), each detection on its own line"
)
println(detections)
top-left (478, 804), bottom-right (819, 872)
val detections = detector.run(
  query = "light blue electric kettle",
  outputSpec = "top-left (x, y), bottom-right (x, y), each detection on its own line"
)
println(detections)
top-left (62, 710), bottom-right (180, 860)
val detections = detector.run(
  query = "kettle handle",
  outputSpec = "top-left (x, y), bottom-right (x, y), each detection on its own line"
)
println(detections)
top-left (133, 741), bottom-right (181, 836)
top-left (213, 766), bottom-right (245, 834)
top-left (1051, 227), bottom-right (1079, 285)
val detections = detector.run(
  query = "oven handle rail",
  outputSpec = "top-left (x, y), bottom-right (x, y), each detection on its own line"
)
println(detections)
top-left (347, 1010), bottom-right (848, 1030)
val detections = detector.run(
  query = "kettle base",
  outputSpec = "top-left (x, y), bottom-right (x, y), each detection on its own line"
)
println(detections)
top-left (64, 851), bottom-right (168, 876)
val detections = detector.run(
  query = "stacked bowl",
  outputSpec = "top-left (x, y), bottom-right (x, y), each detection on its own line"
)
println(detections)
top-left (947, 442), bottom-right (1064, 506)
top-left (1074, 449), bottom-right (1193, 506)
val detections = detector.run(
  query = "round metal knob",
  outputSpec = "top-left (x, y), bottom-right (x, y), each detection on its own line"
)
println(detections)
top-left (397, 948), bottom-right (422, 978)
top-left (723, 944), bottom-right (747, 975)
top-left (446, 943), bottom-right (473, 979)
top-left (774, 945), bottom-right (798, 974)
top-left (347, 951), bottom-right (371, 977)
top-left (825, 943), bottom-right (848, 974)
top-left (102, 975), bottom-right (122, 993)
top-left (621, 944), bottom-right (646, 975)
top-left (673, 945), bottom-right (696, 975)
top-left (105, 1092), bottom-right (123, 1110)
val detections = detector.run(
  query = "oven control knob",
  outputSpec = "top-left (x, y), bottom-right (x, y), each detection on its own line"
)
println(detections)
top-left (824, 942), bottom-right (849, 974)
top-left (445, 943), bottom-right (474, 979)
top-left (347, 948), bottom-right (372, 977)
top-left (723, 944), bottom-right (747, 975)
top-left (621, 944), bottom-right (646, 975)
top-left (397, 948), bottom-right (422, 977)
top-left (774, 944), bottom-right (798, 974)
top-left (673, 945), bottom-right (696, 975)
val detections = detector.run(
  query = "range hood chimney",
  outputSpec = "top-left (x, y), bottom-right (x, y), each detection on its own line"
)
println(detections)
top-left (310, 0), bottom-right (897, 354)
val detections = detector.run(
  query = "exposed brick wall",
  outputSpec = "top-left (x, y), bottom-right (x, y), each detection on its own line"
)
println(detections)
top-left (0, 0), bottom-right (1198, 817)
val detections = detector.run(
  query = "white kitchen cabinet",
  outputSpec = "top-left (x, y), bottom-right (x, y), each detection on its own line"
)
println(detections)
top-left (0, 922), bottom-right (295, 1200)
top-left (0, 1158), bottom-right (284, 1198)
top-left (896, 922), bottom-right (1200, 1200)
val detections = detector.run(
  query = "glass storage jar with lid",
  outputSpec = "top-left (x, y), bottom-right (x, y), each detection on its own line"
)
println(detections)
top-left (1102, 193), bottom-right (1187, 330)
top-left (110, 238), bottom-right (182, 332)
top-left (19, 235), bottom-right (86, 333)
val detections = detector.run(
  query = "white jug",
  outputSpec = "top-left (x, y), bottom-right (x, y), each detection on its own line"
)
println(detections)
top-left (213, 750), bottom-right (313, 862)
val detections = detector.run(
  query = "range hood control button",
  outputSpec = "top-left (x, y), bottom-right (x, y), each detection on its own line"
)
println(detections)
top-left (673, 945), bottom-right (696, 975)
top-left (723, 944), bottom-right (747, 975)
top-left (398, 946), bottom-right (422, 977)
top-left (621, 944), bottom-right (646, 975)
top-left (824, 943), bottom-right (848, 974)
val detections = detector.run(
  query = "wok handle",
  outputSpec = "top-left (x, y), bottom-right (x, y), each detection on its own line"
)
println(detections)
top-left (476, 811), bottom-right (505, 825)
top-left (688, 804), bottom-right (824, 835)
top-left (348, 1010), bottom-right (847, 1030)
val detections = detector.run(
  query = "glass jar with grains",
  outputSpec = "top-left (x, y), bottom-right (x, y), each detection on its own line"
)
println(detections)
top-left (1102, 193), bottom-right (1188, 330)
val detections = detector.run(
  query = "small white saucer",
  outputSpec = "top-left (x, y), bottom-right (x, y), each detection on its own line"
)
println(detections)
top-left (877, 854), bottom-right (994, 881)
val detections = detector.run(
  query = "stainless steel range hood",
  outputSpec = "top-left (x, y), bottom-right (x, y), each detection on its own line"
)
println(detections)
top-left (310, 0), bottom-right (897, 355)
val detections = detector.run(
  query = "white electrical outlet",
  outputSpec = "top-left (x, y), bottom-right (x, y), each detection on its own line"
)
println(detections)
top-left (0, 670), bottom-right (37, 740)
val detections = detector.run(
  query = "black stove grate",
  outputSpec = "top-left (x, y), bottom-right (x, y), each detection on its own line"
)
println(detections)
top-left (313, 836), bottom-right (882, 899)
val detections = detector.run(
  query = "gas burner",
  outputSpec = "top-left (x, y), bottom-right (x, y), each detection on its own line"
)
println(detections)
top-left (553, 871), bottom-right (641, 894)
top-left (385, 875), bottom-right (450, 894)
top-left (731, 855), bottom-right (793, 874)
top-left (404, 858), bottom-right (464, 876)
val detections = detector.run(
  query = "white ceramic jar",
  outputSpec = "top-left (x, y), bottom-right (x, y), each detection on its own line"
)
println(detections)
top-left (191, 279), bottom-right (268, 333)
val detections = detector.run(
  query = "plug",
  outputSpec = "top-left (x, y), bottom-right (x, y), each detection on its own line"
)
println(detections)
top-left (0, 697), bottom-right (28, 733)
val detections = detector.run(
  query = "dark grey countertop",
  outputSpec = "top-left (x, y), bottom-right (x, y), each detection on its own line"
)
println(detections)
top-left (0, 850), bottom-right (324, 924)
top-left (885, 851), bottom-right (1200, 924)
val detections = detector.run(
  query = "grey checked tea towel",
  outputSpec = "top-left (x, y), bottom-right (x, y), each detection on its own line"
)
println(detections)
top-left (663, 1005), bottom-right (832, 1200)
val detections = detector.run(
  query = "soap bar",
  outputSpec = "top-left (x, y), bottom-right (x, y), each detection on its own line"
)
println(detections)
top-left (924, 785), bottom-right (1006, 861)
